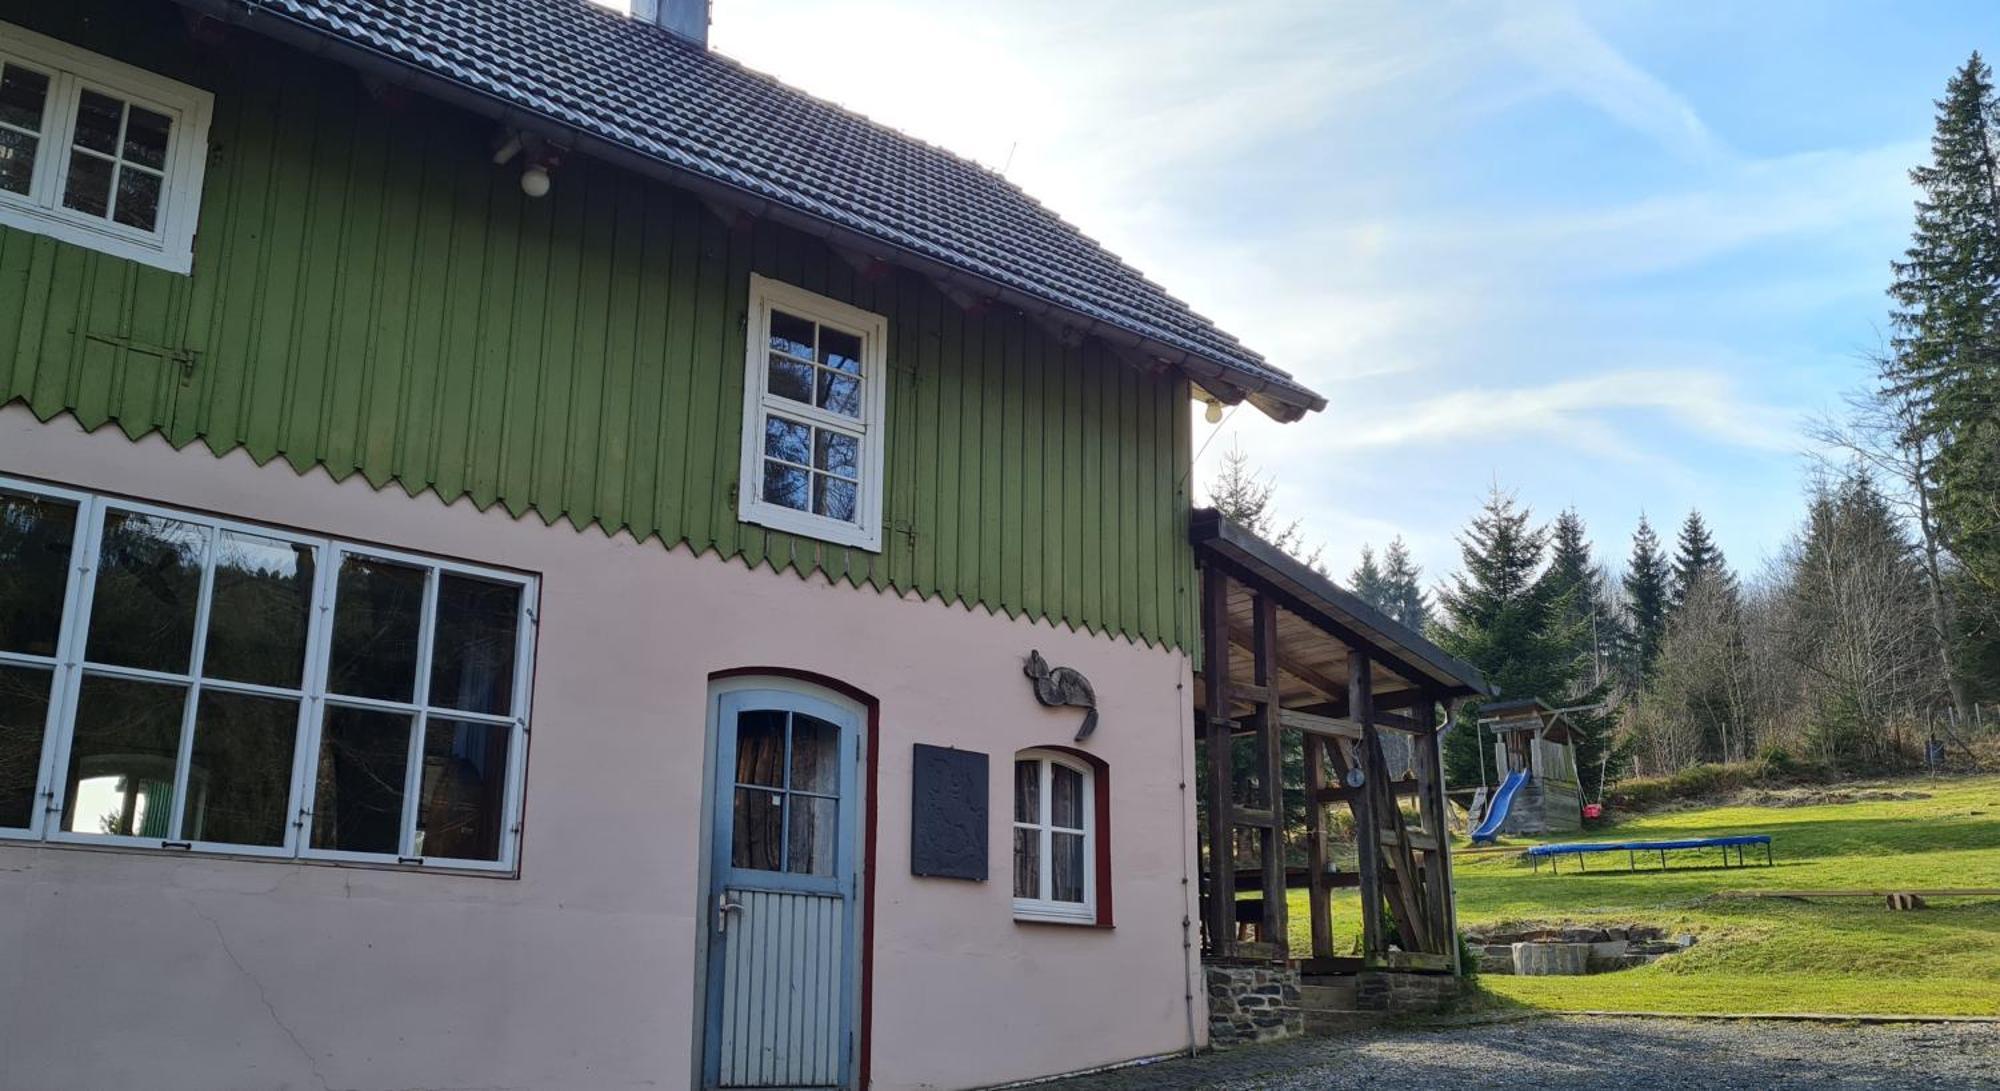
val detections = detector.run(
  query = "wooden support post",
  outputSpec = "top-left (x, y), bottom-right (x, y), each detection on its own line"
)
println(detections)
top-left (1349, 648), bottom-right (1383, 964)
top-left (1303, 731), bottom-right (1332, 959)
top-left (1253, 593), bottom-right (1286, 957)
top-left (1414, 693), bottom-right (1457, 967)
top-left (1201, 564), bottom-right (1234, 958)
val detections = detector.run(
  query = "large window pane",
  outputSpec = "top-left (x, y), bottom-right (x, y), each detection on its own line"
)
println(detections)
top-left (0, 63), bottom-right (48, 132)
top-left (180, 690), bottom-right (297, 847)
top-left (62, 675), bottom-right (186, 838)
top-left (788, 795), bottom-right (836, 876)
top-left (1013, 760), bottom-right (1037, 824)
top-left (790, 714), bottom-right (838, 795)
top-left (0, 664), bottom-right (53, 829)
top-left (71, 90), bottom-right (121, 155)
top-left (327, 556), bottom-right (425, 702)
top-left (1051, 764), bottom-right (1085, 830)
top-left (113, 165), bottom-right (161, 232)
top-left (62, 148), bottom-right (111, 218)
top-left (415, 717), bottom-right (509, 862)
top-left (0, 490), bottom-right (77, 657)
top-left (84, 511), bottom-right (205, 674)
top-left (122, 105), bottom-right (171, 170)
top-left (768, 310), bottom-right (815, 360)
top-left (1052, 831), bottom-right (1086, 903)
top-left (310, 706), bottom-right (410, 855)
top-left (734, 710), bottom-right (786, 788)
top-left (1012, 827), bottom-right (1038, 899)
top-left (0, 127), bottom-right (36, 195)
top-left (428, 574), bottom-right (520, 716)
top-left (203, 532), bottom-right (315, 689)
top-left (732, 786), bottom-right (784, 872)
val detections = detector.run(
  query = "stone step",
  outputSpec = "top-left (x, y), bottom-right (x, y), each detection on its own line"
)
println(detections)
top-left (1297, 982), bottom-right (1359, 1011)
top-left (1303, 1010), bottom-right (1390, 1036)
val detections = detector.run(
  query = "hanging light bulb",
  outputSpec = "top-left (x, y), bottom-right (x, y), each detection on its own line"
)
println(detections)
top-left (521, 164), bottom-right (552, 198)
top-left (1204, 397), bottom-right (1224, 424)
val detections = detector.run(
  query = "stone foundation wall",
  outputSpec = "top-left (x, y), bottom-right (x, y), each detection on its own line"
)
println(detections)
top-left (1203, 963), bottom-right (1303, 1048)
top-left (1354, 971), bottom-right (1461, 1013)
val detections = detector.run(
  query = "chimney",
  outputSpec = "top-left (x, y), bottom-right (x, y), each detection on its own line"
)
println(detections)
top-left (629, 0), bottom-right (710, 47)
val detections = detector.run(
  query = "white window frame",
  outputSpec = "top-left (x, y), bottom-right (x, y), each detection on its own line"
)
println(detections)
top-left (1012, 749), bottom-right (1097, 924)
top-left (737, 274), bottom-right (888, 552)
top-left (0, 475), bottom-right (537, 875)
top-left (0, 21), bottom-right (213, 274)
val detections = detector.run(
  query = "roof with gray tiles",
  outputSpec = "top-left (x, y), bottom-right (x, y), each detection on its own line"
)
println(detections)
top-left (185, 0), bottom-right (1324, 418)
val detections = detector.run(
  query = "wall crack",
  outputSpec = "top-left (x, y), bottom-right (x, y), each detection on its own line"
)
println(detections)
top-left (186, 899), bottom-right (332, 1091)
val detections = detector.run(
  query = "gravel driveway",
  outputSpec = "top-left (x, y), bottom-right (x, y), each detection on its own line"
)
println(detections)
top-left (1035, 1017), bottom-right (2000, 1090)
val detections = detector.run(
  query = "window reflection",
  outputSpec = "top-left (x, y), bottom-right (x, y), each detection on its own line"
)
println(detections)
top-left (311, 706), bottom-right (410, 855)
top-left (62, 675), bottom-right (186, 837)
top-left (730, 708), bottom-right (842, 875)
top-left (203, 532), bottom-right (314, 689)
top-left (84, 511), bottom-right (207, 674)
top-left (415, 717), bottom-right (510, 861)
top-left (428, 574), bottom-right (520, 715)
top-left (0, 665), bottom-right (53, 829)
top-left (180, 690), bottom-right (297, 847)
top-left (328, 556), bottom-right (425, 702)
top-left (0, 490), bottom-right (77, 657)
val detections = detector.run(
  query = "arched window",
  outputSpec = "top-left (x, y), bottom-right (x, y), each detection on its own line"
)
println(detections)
top-left (1012, 749), bottom-right (1098, 924)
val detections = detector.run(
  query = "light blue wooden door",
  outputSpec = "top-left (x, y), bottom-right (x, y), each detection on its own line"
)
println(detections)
top-left (704, 689), bottom-right (859, 1089)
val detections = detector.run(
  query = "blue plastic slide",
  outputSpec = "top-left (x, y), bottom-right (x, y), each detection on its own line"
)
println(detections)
top-left (1472, 769), bottom-right (1528, 843)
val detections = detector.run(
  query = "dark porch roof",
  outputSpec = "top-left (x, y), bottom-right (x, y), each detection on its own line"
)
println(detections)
top-left (172, 0), bottom-right (1327, 422)
top-left (1191, 508), bottom-right (1493, 715)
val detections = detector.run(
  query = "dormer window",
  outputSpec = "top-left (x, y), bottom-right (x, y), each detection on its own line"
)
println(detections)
top-left (0, 21), bottom-right (213, 274)
top-left (737, 275), bottom-right (887, 551)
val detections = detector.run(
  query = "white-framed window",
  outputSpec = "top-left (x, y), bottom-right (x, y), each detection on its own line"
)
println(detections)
top-left (0, 21), bottom-right (213, 274)
top-left (1012, 749), bottom-right (1096, 923)
top-left (737, 274), bottom-right (888, 552)
top-left (0, 475), bottom-right (537, 874)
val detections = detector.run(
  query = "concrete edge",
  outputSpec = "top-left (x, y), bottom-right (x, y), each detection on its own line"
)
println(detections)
top-left (1554, 1010), bottom-right (2000, 1025)
top-left (1405, 1009), bottom-right (2000, 1030)
top-left (980, 1050), bottom-right (1192, 1089)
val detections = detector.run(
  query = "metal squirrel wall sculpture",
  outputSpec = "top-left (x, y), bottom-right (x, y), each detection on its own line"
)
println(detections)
top-left (1024, 650), bottom-right (1099, 742)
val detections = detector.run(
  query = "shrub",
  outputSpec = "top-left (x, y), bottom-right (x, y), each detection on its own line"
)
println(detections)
top-left (1604, 756), bottom-right (1836, 811)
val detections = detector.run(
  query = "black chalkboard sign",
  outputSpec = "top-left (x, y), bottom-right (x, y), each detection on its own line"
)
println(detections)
top-left (910, 744), bottom-right (988, 880)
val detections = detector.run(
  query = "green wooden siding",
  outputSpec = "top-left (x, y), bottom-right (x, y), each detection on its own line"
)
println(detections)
top-left (0, 3), bottom-right (1197, 650)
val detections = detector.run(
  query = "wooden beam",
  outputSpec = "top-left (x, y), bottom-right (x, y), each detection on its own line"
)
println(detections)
top-left (1303, 732), bottom-right (1332, 959)
top-left (1201, 563), bottom-right (1234, 959)
top-left (1349, 648), bottom-right (1383, 963)
top-left (1254, 592), bottom-right (1286, 956)
top-left (1201, 553), bottom-right (1446, 693)
top-left (1225, 621), bottom-right (1347, 702)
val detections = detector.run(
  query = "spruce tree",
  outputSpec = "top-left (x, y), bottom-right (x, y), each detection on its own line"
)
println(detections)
top-left (1543, 509), bottom-right (1612, 687)
top-left (1432, 488), bottom-right (1580, 786)
top-left (1884, 53), bottom-right (2000, 598)
top-left (1349, 545), bottom-right (1390, 614)
top-left (1381, 536), bottom-right (1431, 632)
top-left (1208, 440), bottom-right (1325, 572)
top-left (1535, 509), bottom-right (1622, 794)
top-left (1671, 510), bottom-right (1732, 606)
top-left (1622, 516), bottom-right (1671, 683)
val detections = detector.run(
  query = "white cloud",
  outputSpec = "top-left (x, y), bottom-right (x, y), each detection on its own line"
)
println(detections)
top-left (1489, 0), bottom-right (1728, 166)
top-left (711, 0), bottom-right (1923, 592)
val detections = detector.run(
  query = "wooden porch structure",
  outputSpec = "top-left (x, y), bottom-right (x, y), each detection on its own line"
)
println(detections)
top-left (1192, 510), bottom-right (1492, 973)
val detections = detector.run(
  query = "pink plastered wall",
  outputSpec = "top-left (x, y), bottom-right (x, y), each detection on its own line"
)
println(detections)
top-left (0, 406), bottom-right (1203, 1091)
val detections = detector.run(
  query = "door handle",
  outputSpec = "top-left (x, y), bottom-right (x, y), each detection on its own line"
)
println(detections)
top-left (717, 891), bottom-right (745, 934)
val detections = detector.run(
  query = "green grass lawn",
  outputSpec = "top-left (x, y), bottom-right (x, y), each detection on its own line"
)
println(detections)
top-left (1287, 774), bottom-right (2000, 1016)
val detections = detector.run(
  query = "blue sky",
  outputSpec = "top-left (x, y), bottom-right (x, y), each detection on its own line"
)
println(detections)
top-left (698, 0), bottom-right (1994, 590)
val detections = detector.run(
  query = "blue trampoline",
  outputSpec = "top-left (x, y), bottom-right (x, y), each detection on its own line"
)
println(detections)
top-left (1525, 834), bottom-right (1773, 874)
